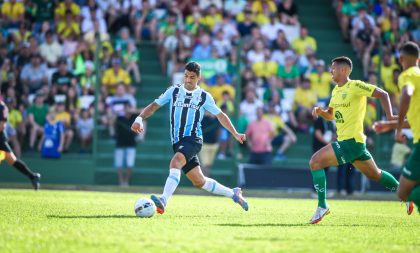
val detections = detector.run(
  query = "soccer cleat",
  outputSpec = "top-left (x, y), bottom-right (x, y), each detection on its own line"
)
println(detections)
top-left (31, 173), bottom-right (41, 190)
top-left (232, 187), bottom-right (249, 211)
top-left (150, 195), bottom-right (166, 214)
top-left (406, 201), bottom-right (414, 215)
top-left (309, 206), bottom-right (330, 224)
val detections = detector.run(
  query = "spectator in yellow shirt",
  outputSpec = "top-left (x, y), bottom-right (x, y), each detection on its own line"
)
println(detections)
top-left (101, 58), bottom-right (131, 95)
top-left (57, 11), bottom-right (80, 40)
top-left (292, 26), bottom-right (317, 55)
top-left (252, 50), bottom-right (278, 79)
top-left (308, 60), bottom-right (332, 105)
top-left (55, 0), bottom-right (80, 22)
top-left (55, 101), bottom-right (74, 152)
top-left (252, 0), bottom-right (277, 15)
top-left (1, 0), bottom-right (25, 26)
top-left (380, 53), bottom-right (399, 95)
top-left (200, 4), bottom-right (222, 31)
top-left (294, 78), bottom-right (317, 130)
top-left (264, 102), bottom-right (297, 161)
top-left (209, 74), bottom-right (235, 103)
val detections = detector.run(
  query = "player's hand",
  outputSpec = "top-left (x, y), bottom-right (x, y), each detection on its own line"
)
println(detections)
top-left (234, 133), bottom-right (246, 144)
top-left (372, 121), bottom-right (391, 134)
top-left (131, 116), bottom-right (144, 134)
top-left (395, 129), bottom-right (406, 144)
top-left (312, 107), bottom-right (321, 118)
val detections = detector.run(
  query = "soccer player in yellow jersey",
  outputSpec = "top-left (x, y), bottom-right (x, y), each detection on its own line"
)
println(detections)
top-left (309, 56), bottom-right (410, 224)
top-left (373, 41), bottom-right (420, 214)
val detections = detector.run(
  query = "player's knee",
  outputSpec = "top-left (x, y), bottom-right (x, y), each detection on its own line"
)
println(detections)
top-left (170, 153), bottom-right (185, 169)
top-left (309, 157), bottom-right (320, 170)
top-left (366, 171), bottom-right (381, 181)
top-left (192, 178), bottom-right (205, 188)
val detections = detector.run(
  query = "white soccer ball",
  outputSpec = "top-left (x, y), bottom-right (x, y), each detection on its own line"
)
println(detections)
top-left (134, 198), bottom-right (156, 218)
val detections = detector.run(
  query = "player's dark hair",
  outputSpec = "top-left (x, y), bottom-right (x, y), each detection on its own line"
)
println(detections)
top-left (399, 41), bottom-right (420, 58)
top-left (332, 56), bottom-right (353, 70)
top-left (185, 62), bottom-right (201, 76)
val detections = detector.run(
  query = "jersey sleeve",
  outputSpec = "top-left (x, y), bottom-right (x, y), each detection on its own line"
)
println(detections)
top-left (352, 81), bottom-right (376, 97)
top-left (398, 73), bottom-right (415, 92)
top-left (203, 93), bottom-right (222, 115)
top-left (154, 86), bottom-right (175, 106)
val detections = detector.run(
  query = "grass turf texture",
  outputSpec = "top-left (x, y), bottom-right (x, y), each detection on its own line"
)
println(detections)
top-left (0, 189), bottom-right (419, 253)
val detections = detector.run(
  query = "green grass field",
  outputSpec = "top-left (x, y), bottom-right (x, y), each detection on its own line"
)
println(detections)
top-left (0, 189), bottom-right (419, 253)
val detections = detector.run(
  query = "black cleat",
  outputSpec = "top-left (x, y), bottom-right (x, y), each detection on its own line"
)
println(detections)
top-left (31, 173), bottom-right (41, 190)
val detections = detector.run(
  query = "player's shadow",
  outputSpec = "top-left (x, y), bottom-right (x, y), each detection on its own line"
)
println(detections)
top-left (47, 215), bottom-right (137, 219)
top-left (217, 223), bottom-right (386, 227)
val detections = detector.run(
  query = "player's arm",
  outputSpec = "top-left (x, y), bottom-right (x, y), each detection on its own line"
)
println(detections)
top-left (312, 107), bottom-right (334, 121)
top-left (396, 85), bottom-right (413, 142)
top-left (372, 119), bottom-right (410, 134)
top-left (216, 112), bottom-right (246, 144)
top-left (131, 102), bottom-right (160, 134)
top-left (371, 87), bottom-right (397, 121)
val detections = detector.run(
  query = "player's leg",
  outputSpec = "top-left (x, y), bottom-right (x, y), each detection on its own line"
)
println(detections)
top-left (308, 143), bottom-right (338, 224)
top-left (398, 145), bottom-right (420, 214)
top-left (185, 162), bottom-right (248, 211)
top-left (5, 151), bottom-right (40, 190)
top-left (309, 143), bottom-right (338, 208)
top-left (351, 159), bottom-right (399, 192)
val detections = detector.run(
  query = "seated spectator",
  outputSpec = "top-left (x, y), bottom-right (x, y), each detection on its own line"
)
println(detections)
top-left (115, 27), bottom-right (134, 55)
top-left (224, 0), bottom-right (247, 16)
top-left (32, 0), bottom-right (56, 32)
top-left (209, 74), bottom-right (235, 103)
top-left (237, 10), bottom-right (258, 37)
top-left (246, 40), bottom-right (265, 65)
top-left (252, 49), bottom-right (278, 82)
top-left (57, 11), bottom-right (80, 40)
top-left (264, 102), bottom-right (297, 161)
top-left (263, 76), bottom-right (284, 104)
top-left (81, 6), bottom-right (109, 43)
top-left (293, 78), bottom-right (317, 131)
top-left (133, 0), bottom-right (158, 41)
top-left (1, 0), bottom-right (25, 28)
top-left (5, 97), bottom-right (23, 157)
top-left (308, 60), bottom-right (332, 106)
top-left (390, 138), bottom-right (411, 171)
top-left (353, 14), bottom-right (377, 78)
top-left (55, 102), bottom-right (74, 152)
top-left (103, 84), bottom-right (136, 136)
top-left (216, 104), bottom-right (233, 160)
top-left (338, 0), bottom-right (366, 41)
top-left (252, 0), bottom-right (277, 16)
top-left (39, 31), bottom-right (63, 67)
top-left (240, 90), bottom-right (263, 123)
top-left (27, 94), bottom-right (49, 150)
top-left (101, 58), bottom-right (131, 96)
top-left (122, 41), bottom-right (141, 84)
top-left (212, 30), bottom-right (232, 58)
top-left (214, 13), bottom-right (239, 42)
top-left (20, 54), bottom-right (48, 95)
top-left (200, 4), bottom-right (223, 31)
top-left (13, 22), bottom-right (32, 45)
top-left (292, 26), bottom-right (317, 55)
top-left (76, 109), bottom-right (94, 153)
top-left (55, 0), bottom-right (81, 22)
top-left (277, 55), bottom-right (300, 87)
top-left (51, 58), bottom-right (77, 96)
top-left (38, 109), bottom-right (64, 159)
top-left (246, 107), bottom-right (275, 165)
top-left (261, 14), bottom-right (286, 43)
top-left (192, 33), bottom-right (213, 59)
top-left (277, 0), bottom-right (299, 25)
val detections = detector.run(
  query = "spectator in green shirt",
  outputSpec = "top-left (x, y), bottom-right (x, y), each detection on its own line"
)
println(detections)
top-left (27, 94), bottom-right (48, 150)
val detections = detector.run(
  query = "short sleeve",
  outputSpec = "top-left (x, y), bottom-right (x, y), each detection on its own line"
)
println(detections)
top-left (398, 73), bottom-right (415, 92)
top-left (203, 93), bottom-right (222, 115)
top-left (154, 86), bottom-right (174, 106)
top-left (352, 81), bottom-right (376, 97)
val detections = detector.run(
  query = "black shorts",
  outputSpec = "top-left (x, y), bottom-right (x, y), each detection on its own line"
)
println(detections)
top-left (172, 137), bottom-right (202, 174)
top-left (0, 131), bottom-right (12, 153)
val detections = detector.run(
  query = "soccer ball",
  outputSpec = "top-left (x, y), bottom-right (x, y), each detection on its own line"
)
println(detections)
top-left (134, 198), bottom-right (156, 218)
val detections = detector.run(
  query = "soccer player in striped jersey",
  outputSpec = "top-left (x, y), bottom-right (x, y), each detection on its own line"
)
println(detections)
top-left (373, 41), bottom-right (420, 214)
top-left (131, 62), bottom-right (248, 214)
top-left (309, 56), bottom-right (413, 224)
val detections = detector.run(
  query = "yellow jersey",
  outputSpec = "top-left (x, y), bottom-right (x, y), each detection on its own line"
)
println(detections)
top-left (329, 80), bottom-right (376, 143)
top-left (398, 66), bottom-right (420, 143)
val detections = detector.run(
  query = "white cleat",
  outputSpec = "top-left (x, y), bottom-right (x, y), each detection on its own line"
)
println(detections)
top-left (309, 207), bottom-right (330, 224)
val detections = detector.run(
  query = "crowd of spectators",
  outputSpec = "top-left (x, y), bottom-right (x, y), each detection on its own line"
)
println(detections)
top-left (0, 0), bottom-right (144, 157)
